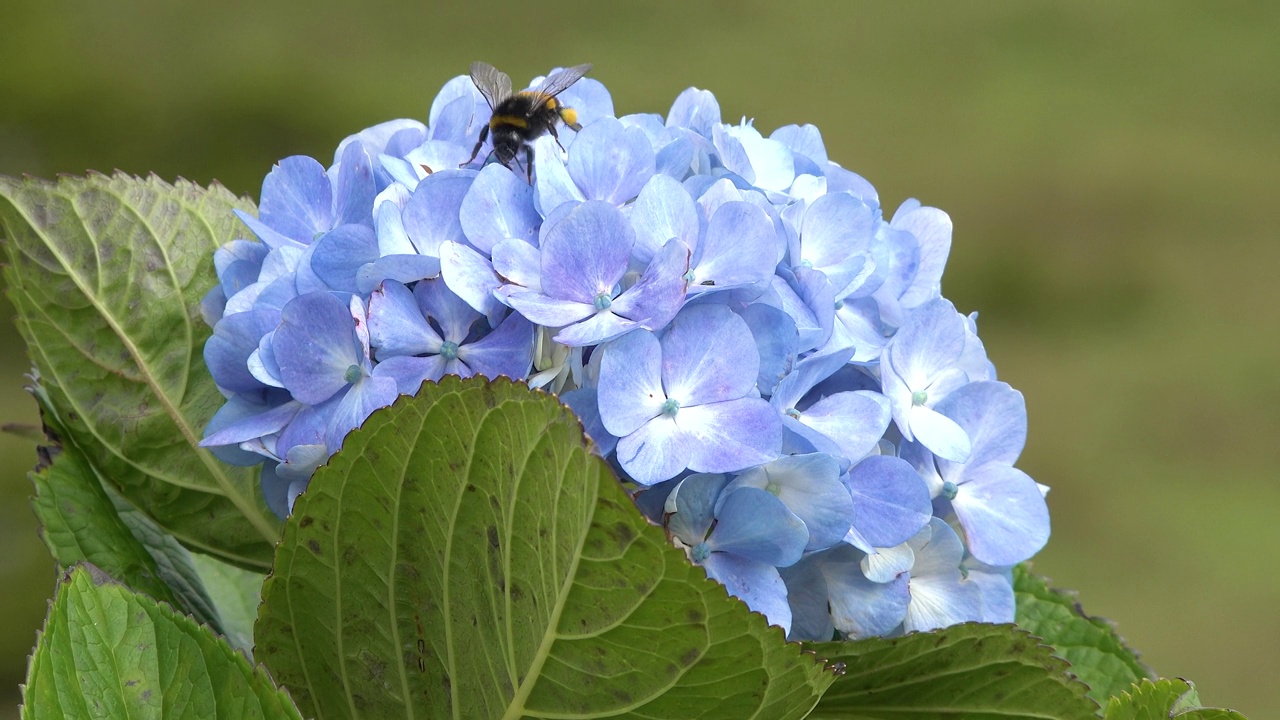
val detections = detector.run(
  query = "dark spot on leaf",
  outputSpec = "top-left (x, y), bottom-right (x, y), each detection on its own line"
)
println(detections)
top-left (679, 647), bottom-right (700, 667)
top-left (306, 539), bottom-right (322, 555)
top-left (511, 583), bottom-right (524, 601)
top-left (686, 607), bottom-right (705, 624)
top-left (487, 525), bottom-right (500, 548)
top-left (343, 544), bottom-right (359, 565)
top-left (465, 484), bottom-right (477, 493)
top-left (298, 516), bottom-right (313, 529)
top-left (610, 688), bottom-right (633, 704)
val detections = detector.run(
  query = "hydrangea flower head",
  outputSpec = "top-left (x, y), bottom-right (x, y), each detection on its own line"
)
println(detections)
top-left (200, 64), bottom-right (1050, 640)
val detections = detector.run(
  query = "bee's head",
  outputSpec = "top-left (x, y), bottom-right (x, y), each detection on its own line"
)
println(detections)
top-left (493, 142), bottom-right (519, 165)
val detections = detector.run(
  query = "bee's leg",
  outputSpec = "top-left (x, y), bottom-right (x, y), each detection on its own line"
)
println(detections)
top-left (548, 123), bottom-right (567, 153)
top-left (524, 145), bottom-right (534, 184)
top-left (462, 125), bottom-right (490, 166)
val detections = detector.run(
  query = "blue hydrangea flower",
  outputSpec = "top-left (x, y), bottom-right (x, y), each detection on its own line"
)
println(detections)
top-left (200, 65), bottom-right (1050, 641)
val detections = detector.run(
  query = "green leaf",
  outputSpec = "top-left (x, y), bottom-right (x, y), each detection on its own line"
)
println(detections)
top-left (190, 552), bottom-right (264, 654)
top-left (30, 379), bottom-right (245, 634)
top-left (21, 564), bottom-right (304, 720)
top-left (254, 376), bottom-right (837, 719)
top-left (1015, 565), bottom-right (1153, 703)
top-left (1104, 678), bottom-right (1248, 719)
top-left (0, 172), bottom-right (280, 569)
top-left (804, 623), bottom-right (1098, 720)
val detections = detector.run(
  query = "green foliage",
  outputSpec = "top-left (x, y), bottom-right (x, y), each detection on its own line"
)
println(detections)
top-left (22, 564), bottom-right (303, 720)
top-left (189, 552), bottom-right (263, 655)
top-left (1104, 679), bottom-right (1247, 720)
top-left (0, 173), bottom-right (279, 569)
top-left (254, 376), bottom-right (838, 719)
top-left (1015, 565), bottom-right (1152, 703)
top-left (805, 622), bottom-right (1097, 719)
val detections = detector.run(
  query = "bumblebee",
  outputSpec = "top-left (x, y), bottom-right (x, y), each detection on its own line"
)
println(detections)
top-left (463, 61), bottom-right (592, 182)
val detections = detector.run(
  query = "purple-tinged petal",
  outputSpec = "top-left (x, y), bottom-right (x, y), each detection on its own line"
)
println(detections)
top-left (272, 292), bottom-right (363, 405)
top-left (701, 553), bottom-right (791, 633)
top-left (310, 224), bottom-right (379, 294)
top-left (429, 75), bottom-right (485, 132)
top-left (679, 399), bottom-right (782, 474)
top-left (951, 464), bottom-right (1049, 566)
top-left (460, 163), bottom-right (540, 253)
top-left (235, 209), bottom-right (304, 250)
top-left (614, 415), bottom-right (689, 485)
top-left (830, 297), bottom-right (889, 364)
top-left (205, 309), bottom-right (279, 393)
top-left (533, 135), bottom-right (585, 215)
top-left (372, 354), bottom-right (448, 395)
top-left (332, 140), bottom-right (376, 228)
top-left (367, 281), bottom-right (443, 358)
top-left (506, 291), bottom-right (594, 328)
top-left (567, 117), bottom-right (655, 205)
top-left (964, 561), bottom-right (1015, 623)
top-left (335, 119), bottom-right (427, 163)
top-left (539, 200), bottom-right (633, 304)
top-left (457, 310), bottom-right (535, 379)
top-left (843, 455), bottom-right (932, 551)
top-left (825, 163), bottom-right (879, 209)
top-left (887, 298), bottom-right (966, 388)
top-left (739, 303), bottom-right (798, 398)
top-left (628, 173), bottom-right (698, 264)
top-left (890, 203), bottom-right (952, 309)
top-left (557, 77), bottom-right (614, 128)
top-left (770, 346), bottom-right (854, 411)
top-left (259, 156), bottom-right (333, 242)
top-left (552, 312), bottom-right (637, 347)
top-left (688, 201), bottom-right (781, 292)
top-left (610, 238), bottom-right (690, 327)
top-left (661, 304), bottom-right (758, 406)
top-left (797, 390), bottom-right (891, 463)
top-left (667, 88), bottom-right (721, 137)
top-left (706, 487), bottom-right (806, 567)
top-left (655, 137), bottom-right (694, 179)
top-left (200, 400), bottom-right (303, 448)
top-left (439, 241), bottom-right (503, 316)
top-left (402, 170), bottom-right (475, 257)
top-left (933, 381), bottom-right (1027, 475)
top-left (597, 329), bottom-right (666, 437)
top-left (355, 254), bottom-right (441, 294)
top-left (322, 375), bottom-right (399, 452)
top-left (415, 278), bottom-right (480, 344)
top-left (374, 187), bottom-right (414, 255)
top-left (491, 239), bottom-right (542, 292)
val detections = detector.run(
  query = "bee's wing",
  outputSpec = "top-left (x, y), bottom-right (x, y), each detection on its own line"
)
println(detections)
top-left (470, 61), bottom-right (513, 110)
top-left (533, 63), bottom-right (592, 99)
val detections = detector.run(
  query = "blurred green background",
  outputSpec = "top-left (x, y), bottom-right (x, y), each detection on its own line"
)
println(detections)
top-left (1, 1), bottom-right (1276, 716)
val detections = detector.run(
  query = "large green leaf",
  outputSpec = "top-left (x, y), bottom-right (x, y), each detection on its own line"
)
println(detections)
top-left (22, 564), bottom-right (304, 720)
top-left (804, 623), bottom-right (1098, 719)
top-left (254, 376), bottom-right (837, 719)
top-left (0, 172), bottom-right (279, 569)
top-left (1014, 565), bottom-right (1153, 703)
top-left (1104, 679), bottom-right (1248, 720)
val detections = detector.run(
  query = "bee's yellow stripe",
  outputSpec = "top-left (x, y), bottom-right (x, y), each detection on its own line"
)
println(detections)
top-left (490, 115), bottom-right (529, 129)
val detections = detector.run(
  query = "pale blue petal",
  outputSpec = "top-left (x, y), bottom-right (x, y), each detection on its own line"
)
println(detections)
top-left (706, 487), bottom-right (806, 567)
top-left (567, 117), bottom-right (655, 205)
top-left (843, 455), bottom-right (933, 550)
top-left (680, 400), bottom-right (782, 474)
top-left (702, 553), bottom-right (792, 633)
top-left (661, 304), bottom-right (758, 406)
top-left (951, 464), bottom-right (1049, 566)
top-left (597, 329), bottom-right (666, 437)
top-left (460, 163), bottom-right (540, 253)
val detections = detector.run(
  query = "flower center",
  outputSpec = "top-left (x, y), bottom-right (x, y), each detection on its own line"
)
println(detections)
top-left (765, 481), bottom-right (783, 496)
top-left (941, 481), bottom-right (959, 500)
top-left (593, 292), bottom-right (613, 311)
top-left (690, 542), bottom-right (711, 563)
top-left (834, 299), bottom-right (844, 310)
top-left (682, 269), bottom-right (696, 283)
top-left (439, 341), bottom-right (460, 360)
top-left (911, 390), bottom-right (928, 406)
top-left (799, 259), bottom-right (814, 269)
top-left (785, 407), bottom-right (801, 419)
top-left (661, 398), bottom-right (680, 417)
top-left (343, 364), bottom-right (362, 384)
